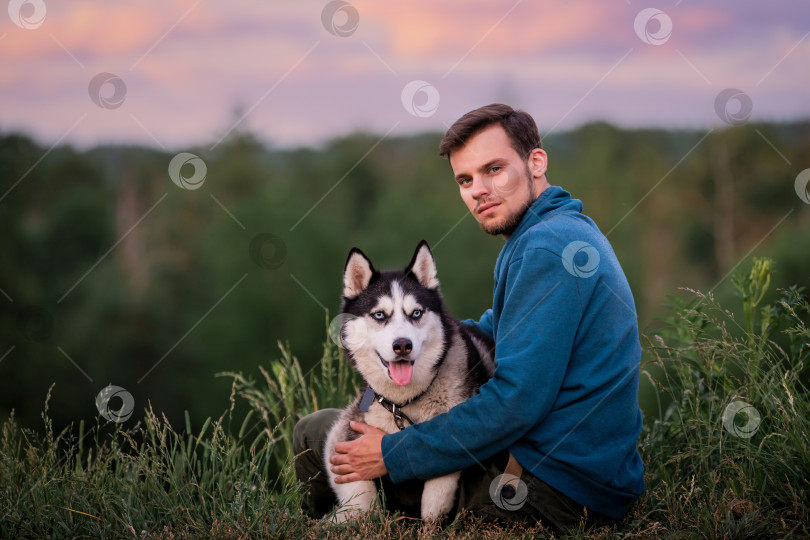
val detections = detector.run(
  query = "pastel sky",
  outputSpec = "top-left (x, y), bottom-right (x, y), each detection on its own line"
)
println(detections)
top-left (1, 0), bottom-right (808, 149)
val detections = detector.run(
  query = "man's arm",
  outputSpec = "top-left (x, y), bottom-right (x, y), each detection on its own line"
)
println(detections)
top-left (380, 247), bottom-right (584, 483)
top-left (461, 308), bottom-right (494, 336)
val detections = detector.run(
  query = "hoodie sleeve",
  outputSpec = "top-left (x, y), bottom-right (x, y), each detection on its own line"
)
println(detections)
top-left (461, 309), bottom-right (494, 336)
top-left (381, 247), bottom-right (583, 482)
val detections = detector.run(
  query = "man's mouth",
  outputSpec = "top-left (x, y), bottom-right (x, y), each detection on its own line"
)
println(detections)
top-left (477, 202), bottom-right (500, 216)
top-left (378, 353), bottom-right (415, 386)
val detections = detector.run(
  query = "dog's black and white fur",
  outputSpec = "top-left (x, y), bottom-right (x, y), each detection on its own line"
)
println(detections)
top-left (324, 240), bottom-right (495, 522)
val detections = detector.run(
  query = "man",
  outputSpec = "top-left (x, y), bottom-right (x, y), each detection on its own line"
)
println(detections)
top-left (294, 104), bottom-right (645, 530)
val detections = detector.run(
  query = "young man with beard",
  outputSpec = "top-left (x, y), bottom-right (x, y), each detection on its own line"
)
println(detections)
top-left (296, 104), bottom-right (645, 530)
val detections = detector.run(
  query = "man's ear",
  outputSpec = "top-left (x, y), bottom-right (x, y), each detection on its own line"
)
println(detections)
top-left (343, 248), bottom-right (376, 299)
top-left (527, 148), bottom-right (548, 179)
top-left (405, 240), bottom-right (439, 290)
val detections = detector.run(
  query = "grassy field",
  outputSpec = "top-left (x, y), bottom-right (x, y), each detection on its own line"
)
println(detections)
top-left (1, 259), bottom-right (808, 539)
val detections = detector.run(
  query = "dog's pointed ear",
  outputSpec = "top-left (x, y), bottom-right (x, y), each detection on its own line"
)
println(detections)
top-left (406, 240), bottom-right (439, 290)
top-left (343, 248), bottom-right (376, 299)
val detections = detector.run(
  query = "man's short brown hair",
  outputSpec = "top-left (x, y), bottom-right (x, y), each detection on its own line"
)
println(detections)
top-left (439, 103), bottom-right (542, 160)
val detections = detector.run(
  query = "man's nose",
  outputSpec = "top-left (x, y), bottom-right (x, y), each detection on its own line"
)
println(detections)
top-left (471, 176), bottom-right (491, 199)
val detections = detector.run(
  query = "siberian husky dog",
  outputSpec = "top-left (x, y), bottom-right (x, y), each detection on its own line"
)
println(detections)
top-left (324, 240), bottom-right (496, 522)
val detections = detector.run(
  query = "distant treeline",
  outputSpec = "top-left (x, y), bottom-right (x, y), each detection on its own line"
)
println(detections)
top-left (1, 120), bottom-right (809, 429)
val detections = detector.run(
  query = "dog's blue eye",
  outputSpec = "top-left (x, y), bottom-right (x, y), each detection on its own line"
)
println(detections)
top-left (411, 310), bottom-right (422, 319)
top-left (372, 311), bottom-right (386, 321)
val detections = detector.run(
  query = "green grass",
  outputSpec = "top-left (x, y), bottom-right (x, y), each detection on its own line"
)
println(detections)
top-left (1, 262), bottom-right (809, 538)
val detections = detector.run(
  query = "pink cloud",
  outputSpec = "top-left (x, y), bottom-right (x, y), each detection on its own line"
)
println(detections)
top-left (355, 1), bottom-right (621, 59)
top-left (0, 1), bottom-right (229, 65)
top-left (1, 0), bottom-right (808, 147)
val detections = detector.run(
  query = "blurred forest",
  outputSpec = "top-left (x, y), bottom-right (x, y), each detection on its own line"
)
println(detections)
top-left (1, 120), bottom-right (809, 431)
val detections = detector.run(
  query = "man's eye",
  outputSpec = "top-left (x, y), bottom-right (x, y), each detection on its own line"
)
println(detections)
top-left (372, 311), bottom-right (386, 321)
top-left (458, 178), bottom-right (471, 186)
top-left (489, 166), bottom-right (502, 174)
top-left (411, 310), bottom-right (422, 320)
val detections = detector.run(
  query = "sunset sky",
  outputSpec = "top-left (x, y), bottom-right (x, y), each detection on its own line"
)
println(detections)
top-left (1, 0), bottom-right (808, 149)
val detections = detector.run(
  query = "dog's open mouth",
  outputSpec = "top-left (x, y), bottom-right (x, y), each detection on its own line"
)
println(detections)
top-left (388, 360), bottom-right (414, 386)
top-left (378, 355), bottom-right (415, 386)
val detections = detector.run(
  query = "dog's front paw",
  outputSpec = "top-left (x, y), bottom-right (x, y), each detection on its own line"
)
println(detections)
top-left (331, 506), bottom-right (364, 524)
top-left (329, 480), bottom-right (377, 524)
top-left (421, 472), bottom-right (460, 522)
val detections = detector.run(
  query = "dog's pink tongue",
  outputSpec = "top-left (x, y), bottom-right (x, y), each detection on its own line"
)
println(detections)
top-left (389, 361), bottom-right (413, 386)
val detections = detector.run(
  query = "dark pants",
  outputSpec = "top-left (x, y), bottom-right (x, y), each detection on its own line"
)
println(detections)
top-left (292, 409), bottom-right (614, 531)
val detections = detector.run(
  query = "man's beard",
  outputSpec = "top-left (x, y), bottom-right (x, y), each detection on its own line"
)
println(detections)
top-left (480, 168), bottom-right (537, 236)
top-left (480, 198), bottom-right (533, 236)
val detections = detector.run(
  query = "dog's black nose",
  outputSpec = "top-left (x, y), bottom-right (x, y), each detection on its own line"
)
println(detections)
top-left (392, 338), bottom-right (412, 356)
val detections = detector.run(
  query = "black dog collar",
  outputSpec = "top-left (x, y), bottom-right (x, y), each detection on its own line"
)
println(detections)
top-left (357, 386), bottom-right (417, 431)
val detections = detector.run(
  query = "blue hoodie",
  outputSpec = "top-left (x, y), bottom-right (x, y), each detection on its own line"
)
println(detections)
top-left (380, 186), bottom-right (645, 519)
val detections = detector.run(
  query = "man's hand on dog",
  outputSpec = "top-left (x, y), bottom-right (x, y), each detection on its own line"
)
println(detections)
top-left (330, 421), bottom-right (388, 483)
